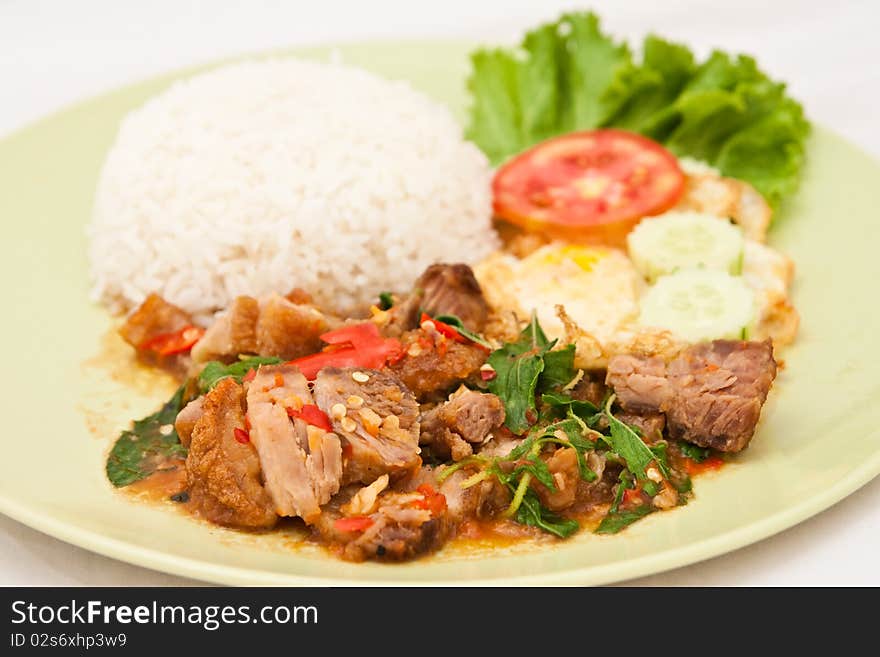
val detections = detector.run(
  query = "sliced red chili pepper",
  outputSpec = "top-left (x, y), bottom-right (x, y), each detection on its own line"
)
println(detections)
top-left (480, 367), bottom-right (497, 381)
top-left (242, 368), bottom-right (257, 383)
top-left (233, 427), bottom-right (250, 444)
top-left (287, 322), bottom-right (402, 380)
top-left (334, 516), bottom-right (374, 532)
top-left (320, 322), bottom-right (383, 348)
top-left (287, 404), bottom-right (333, 432)
top-left (140, 325), bottom-right (205, 356)
top-left (622, 488), bottom-right (643, 506)
top-left (420, 313), bottom-right (468, 344)
top-left (411, 483), bottom-right (447, 515)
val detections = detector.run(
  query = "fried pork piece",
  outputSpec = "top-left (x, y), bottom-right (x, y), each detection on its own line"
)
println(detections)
top-left (185, 378), bottom-right (277, 529)
top-left (530, 447), bottom-right (580, 512)
top-left (606, 340), bottom-right (777, 452)
top-left (420, 387), bottom-right (505, 461)
top-left (414, 263), bottom-right (490, 330)
top-left (314, 483), bottom-right (449, 562)
top-left (175, 396), bottom-right (204, 448)
top-left (312, 367), bottom-right (421, 485)
top-left (618, 412), bottom-right (666, 444)
top-left (568, 374), bottom-right (608, 407)
top-left (384, 263), bottom-right (490, 335)
top-left (246, 365), bottom-right (342, 523)
top-left (119, 293), bottom-right (193, 348)
top-left (407, 466), bottom-right (509, 523)
top-left (567, 373), bottom-right (666, 444)
top-left (191, 293), bottom-right (333, 363)
top-left (389, 329), bottom-right (487, 401)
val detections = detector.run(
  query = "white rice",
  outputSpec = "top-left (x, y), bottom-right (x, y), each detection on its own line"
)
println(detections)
top-left (88, 57), bottom-right (497, 321)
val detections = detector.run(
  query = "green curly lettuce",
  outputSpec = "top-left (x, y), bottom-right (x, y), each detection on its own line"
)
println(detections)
top-left (466, 11), bottom-right (810, 208)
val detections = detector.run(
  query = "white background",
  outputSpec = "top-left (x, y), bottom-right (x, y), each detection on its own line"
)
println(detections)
top-left (2, 0), bottom-right (878, 585)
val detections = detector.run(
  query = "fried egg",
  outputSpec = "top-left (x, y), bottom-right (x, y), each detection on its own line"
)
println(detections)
top-left (475, 243), bottom-right (642, 345)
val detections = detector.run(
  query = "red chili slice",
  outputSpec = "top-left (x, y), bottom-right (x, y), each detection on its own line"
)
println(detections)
top-left (493, 129), bottom-right (685, 246)
top-left (622, 488), bottom-right (644, 506)
top-left (287, 322), bottom-right (402, 379)
top-left (140, 325), bottom-right (205, 356)
top-left (287, 404), bottom-right (333, 432)
top-left (411, 484), bottom-right (447, 515)
top-left (334, 516), bottom-right (374, 532)
top-left (233, 427), bottom-right (250, 444)
top-left (419, 313), bottom-right (468, 344)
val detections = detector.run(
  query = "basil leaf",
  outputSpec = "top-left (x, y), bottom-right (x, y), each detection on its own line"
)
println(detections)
top-left (539, 344), bottom-right (576, 390)
top-left (487, 349), bottom-right (544, 433)
top-left (650, 441), bottom-right (671, 478)
top-left (541, 391), bottom-right (599, 420)
top-left (432, 313), bottom-right (493, 349)
top-left (518, 312), bottom-right (552, 353)
top-left (197, 356), bottom-right (283, 394)
top-left (679, 441), bottom-right (712, 463)
top-left (609, 470), bottom-right (633, 514)
top-left (595, 506), bottom-right (655, 534)
top-left (603, 399), bottom-right (658, 482)
top-left (515, 489), bottom-right (580, 538)
top-left (106, 386), bottom-right (188, 488)
top-left (514, 458), bottom-right (556, 491)
top-left (486, 312), bottom-right (558, 434)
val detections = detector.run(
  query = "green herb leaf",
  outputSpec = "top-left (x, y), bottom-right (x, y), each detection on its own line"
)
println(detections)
top-left (595, 505), bottom-right (655, 534)
top-left (603, 398), bottom-right (658, 482)
top-left (518, 312), bottom-right (552, 353)
top-left (650, 441), bottom-right (671, 478)
top-left (486, 312), bottom-right (554, 434)
top-left (378, 291), bottom-right (394, 310)
top-left (514, 458), bottom-right (557, 491)
top-left (432, 314), bottom-right (493, 349)
top-left (106, 386), bottom-right (188, 487)
top-left (466, 11), bottom-right (810, 208)
top-left (197, 356), bottom-right (283, 394)
top-left (539, 344), bottom-right (576, 390)
top-left (541, 391), bottom-right (599, 421)
top-left (679, 441), bottom-right (712, 463)
top-left (487, 349), bottom-right (544, 434)
top-left (609, 470), bottom-right (633, 514)
top-left (514, 489), bottom-right (581, 538)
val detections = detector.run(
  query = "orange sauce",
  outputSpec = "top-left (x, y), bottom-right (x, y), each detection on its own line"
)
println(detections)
top-left (127, 464), bottom-right (188, 502)
top-left (683, 456), bottom-right (725, 477)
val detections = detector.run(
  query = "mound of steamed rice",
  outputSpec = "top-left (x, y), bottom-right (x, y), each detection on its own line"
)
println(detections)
top-left (88, 57), bottom-right (497, 321)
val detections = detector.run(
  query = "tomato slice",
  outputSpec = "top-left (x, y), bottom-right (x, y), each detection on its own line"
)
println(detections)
top-left (493, 129), bottom-right (684, 246)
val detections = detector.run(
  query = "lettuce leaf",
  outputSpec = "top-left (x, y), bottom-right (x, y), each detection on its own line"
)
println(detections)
top-left (466, 11), bottom-right (810, 208)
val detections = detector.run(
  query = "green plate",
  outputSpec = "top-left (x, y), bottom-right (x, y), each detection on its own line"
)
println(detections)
top-left (1, 41), bottom-right (879, 586)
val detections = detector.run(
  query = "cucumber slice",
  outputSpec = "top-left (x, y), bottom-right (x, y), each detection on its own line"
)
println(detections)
top-left (627, 211), bottom-right (744, 281)
top-left (638, 269), bottom-right (755, 342)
